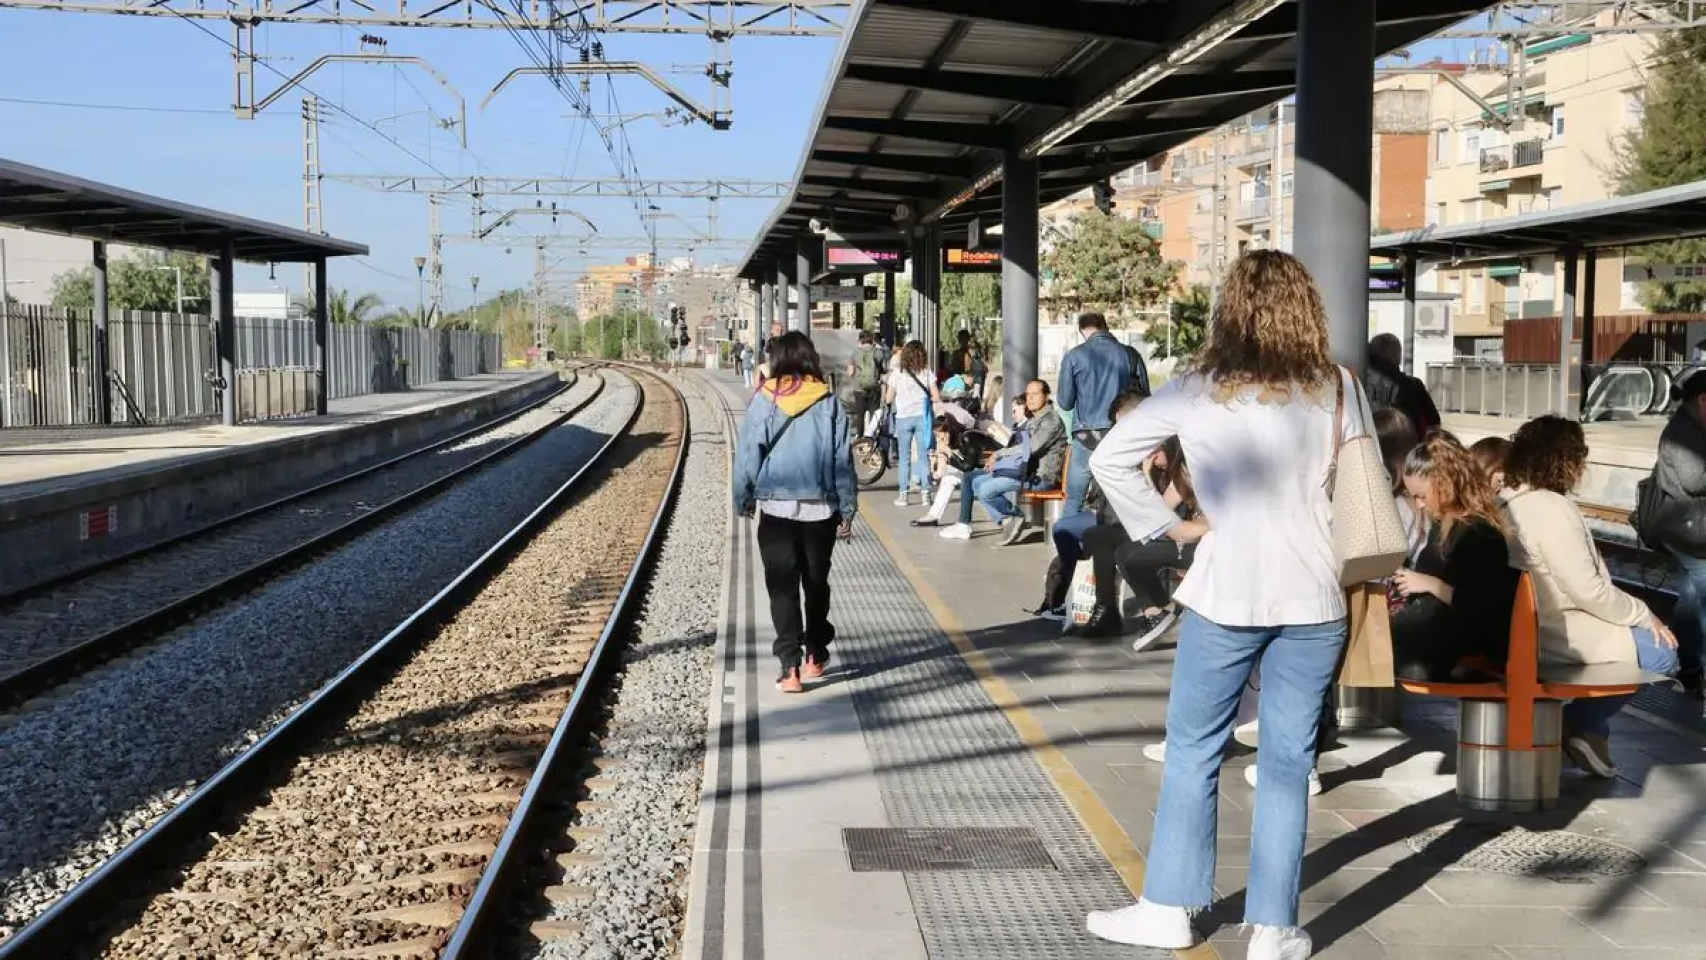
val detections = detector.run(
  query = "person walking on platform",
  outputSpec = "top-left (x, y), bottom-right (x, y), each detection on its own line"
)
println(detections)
top-left (1363, 333), bottom-right (1440, 438)
top-left (885, 340), bottom-right (940, 507)
top-left (1058, 312), bottom-right (1150, 517)
top-left (1084, 251), bottom-right (1364, 960)
top-left (733, 332), bottom-right (858, 694)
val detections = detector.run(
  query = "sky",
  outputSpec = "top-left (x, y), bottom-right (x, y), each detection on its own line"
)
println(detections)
top-left (0, 6), bottom-right (1508, 313)
top-left (0, 6), bottom-right (840, 311)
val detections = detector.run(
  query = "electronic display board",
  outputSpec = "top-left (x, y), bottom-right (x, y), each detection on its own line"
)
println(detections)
top-left (943, 245), bottom-right (1002, 273)
top-left (826, 243), bottom-right (905, 271)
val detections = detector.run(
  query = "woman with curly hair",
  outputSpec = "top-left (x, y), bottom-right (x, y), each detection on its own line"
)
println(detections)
top-left (1502, 414), bottom-right (1678, 777)
top-left (1084, 250), bottom-right (1369, 959)
top-left (1389, 433), bottom-right (1520, 681)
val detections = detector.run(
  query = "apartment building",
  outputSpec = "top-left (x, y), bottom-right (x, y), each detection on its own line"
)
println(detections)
top-left (574, 255), bottom-right (652, 319)
top-left (1422, 26), bottom-right (1653, 352)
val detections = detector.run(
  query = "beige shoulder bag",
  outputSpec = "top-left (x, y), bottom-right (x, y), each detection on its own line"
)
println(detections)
top-left (1327, 367), bottom-right (1411, 586)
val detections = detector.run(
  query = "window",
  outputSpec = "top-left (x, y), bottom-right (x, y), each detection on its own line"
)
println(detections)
top-left (1280, 172), bottom-right (1294, 197)
top-left (1625, 90), bottom-right (1646, 126)
top-left (1461, 197), bottom-right (1482, 222)
top-left (1196, 189), bottom-right (1213, 212)
top-left (1433, 128), bottom-right (1451, 165)
top-left (1547, 186), bottom-right (1564, 209)
top-left (1428, 201), bottom-right (1446, 227)
top-left (1550, 105), bottom-right (1565, 140)
top-left (1467, 273), bottom-right (1485, 311)
top-left (1461, 123), bottom-right (1482, 159)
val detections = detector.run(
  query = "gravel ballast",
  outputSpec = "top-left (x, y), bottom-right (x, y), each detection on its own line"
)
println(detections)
top-left (0, 371), bottom-right (640, 941)
top-left (527, 369), bottom-right (730, 960)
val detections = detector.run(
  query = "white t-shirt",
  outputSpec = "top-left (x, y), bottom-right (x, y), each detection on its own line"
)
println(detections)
top-left (888, 369), bottom-right (931, 419)
top-left (1090, 368), bottom-right (1368, 627)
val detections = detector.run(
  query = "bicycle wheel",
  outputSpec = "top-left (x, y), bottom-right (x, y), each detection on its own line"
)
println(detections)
top-left (852, 436), bottom-right (888, 487)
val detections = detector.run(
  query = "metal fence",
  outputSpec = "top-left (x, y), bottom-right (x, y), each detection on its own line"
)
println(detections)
top-left (0, 306), bottom-right (502, 427)
top-left (1424, 360), bottom-right (1566, 419)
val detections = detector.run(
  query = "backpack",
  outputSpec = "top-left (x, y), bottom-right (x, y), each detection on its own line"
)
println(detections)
top-left (855, 346), bottom-right (883, 392)
top-left (1123, 343), bottom-right (1151, 397)
top-left (1631, 471), bottom-right (1670, 550)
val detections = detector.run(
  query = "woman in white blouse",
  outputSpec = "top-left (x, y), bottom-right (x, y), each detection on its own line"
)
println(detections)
top-left (1085, 251), bottom-right (1362, 960)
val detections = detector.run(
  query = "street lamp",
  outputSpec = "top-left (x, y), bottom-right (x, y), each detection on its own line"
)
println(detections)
top-left (413, 256), bottom-right (427, 326)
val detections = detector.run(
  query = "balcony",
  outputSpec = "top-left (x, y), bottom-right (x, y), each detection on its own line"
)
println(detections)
top-left (1234, 197), bottom-right (1272, 223)
top-left (1479, 138), bottom-right (1545, 177)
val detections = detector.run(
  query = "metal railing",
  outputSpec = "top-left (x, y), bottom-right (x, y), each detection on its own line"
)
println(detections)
top-left (1479, 138), bottom-right (1545, 174)
top-left (1235, 197), bottom-right (1272, 221)
top-left (0, 306), bottom-right (503, 427)
top-left (1425, 360), bottom-right (1564, 419)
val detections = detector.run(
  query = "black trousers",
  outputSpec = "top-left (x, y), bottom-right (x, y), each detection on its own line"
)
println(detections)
top-left (1114, 537), bottom-right (1196, 610)
top-left (756, 513), bottom-right (839, 668)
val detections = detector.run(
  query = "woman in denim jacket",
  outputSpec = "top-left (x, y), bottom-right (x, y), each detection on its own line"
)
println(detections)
top-left (733, 332), bottom-right (860, 693)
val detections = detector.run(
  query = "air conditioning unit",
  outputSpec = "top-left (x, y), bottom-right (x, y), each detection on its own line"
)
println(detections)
top-left (1414, 304), bottom-right (1448, 333)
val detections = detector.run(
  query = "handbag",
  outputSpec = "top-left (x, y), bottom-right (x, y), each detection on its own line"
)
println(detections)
top-left (1338, 582), bottom-right (1397, 687)
top-left (1327, 367), bottom-right (1411, 586)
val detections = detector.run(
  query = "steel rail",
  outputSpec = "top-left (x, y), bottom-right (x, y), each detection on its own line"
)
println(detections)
top-left (0, 367), bottom-right (655, 960)
top-left (0, 371), bottom-right (576, 604)
top-left (442, 363), bottom-right (692, 957)
top-left (0, 370), bottom-right (606, 709)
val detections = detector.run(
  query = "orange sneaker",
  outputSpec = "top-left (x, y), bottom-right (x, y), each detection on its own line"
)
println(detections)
top-left (776, 666), bottom-right (804, 693)
top-left (801, 652), bottom-right (830, 681)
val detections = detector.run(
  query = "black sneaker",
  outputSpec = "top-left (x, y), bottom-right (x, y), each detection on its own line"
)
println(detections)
top-left (1128, 609), bottom-right (1178, 652)
top-left (910, 516), bottom-right (940, 528)
top-left (1036, 604), bottom-right (1067, 622)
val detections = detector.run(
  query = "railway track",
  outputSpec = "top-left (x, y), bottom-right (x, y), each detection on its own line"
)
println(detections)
top-left (0, 365), bottom-right (688, 959)
top-left (0, 368), bottom-right (605, 709)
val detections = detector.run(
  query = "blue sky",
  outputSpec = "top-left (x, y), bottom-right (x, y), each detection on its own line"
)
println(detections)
top-left (0, 8), bottom-right (839, 309)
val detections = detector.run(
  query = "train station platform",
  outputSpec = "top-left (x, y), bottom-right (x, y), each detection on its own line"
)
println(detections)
top-left (0, 370), bottom-right (560, 593)
top-left (688, 370), bottom-right (1706, 960)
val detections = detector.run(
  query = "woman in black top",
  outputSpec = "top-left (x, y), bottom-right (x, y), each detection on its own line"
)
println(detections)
top-left (1391, 433), bottom-right (1520, 681)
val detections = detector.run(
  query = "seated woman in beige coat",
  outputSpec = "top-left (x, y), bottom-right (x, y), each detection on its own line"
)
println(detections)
top-left (1500, 415), bottom-right (1678, 778)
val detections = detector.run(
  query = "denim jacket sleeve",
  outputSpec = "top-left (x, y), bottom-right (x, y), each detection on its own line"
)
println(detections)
top-left (829, 399), bottom-right (859, 522)
top-left (1056, 349), bottom-right (1079, 415)
top-left (732, 394), bottom-right (775, 516)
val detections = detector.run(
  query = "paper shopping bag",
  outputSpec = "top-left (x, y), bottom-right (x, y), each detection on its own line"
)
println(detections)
top-left (1064, 561), bottom-right (1098, 634)
top-left (1337, 582), bottom-right (1395, 688)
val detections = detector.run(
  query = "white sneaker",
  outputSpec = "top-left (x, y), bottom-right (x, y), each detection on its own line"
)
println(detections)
top-left (1085, 899), bottom-right (1197, 948)
top-left (1234, 717), bottom-right (1260, 749)
top-left (1244, 764), bottom-right (1322, 796)
top-left (1142, 742), bottom-right (1166, 763)
top-left (893, 492), bottom-right (910, 507)
top-left (1249, 923), bottom-right (1313, 959)
top-left (938, 523), bottom-right (972, 540)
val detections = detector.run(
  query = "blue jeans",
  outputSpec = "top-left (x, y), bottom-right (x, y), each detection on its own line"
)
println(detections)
top-left (1052, 509), bottom-right (1099, 584)
top-left (957, 470), bottom-right (1041, 524)
top-left (1146, 609), bottom-right (1347, 927)
top-left (1064, 437), bottom-right (1094, 517)
top-left (1666, 548), bottom-right (1706, 681)
top-left (1563, 626), bottom-right (1680, 738)
top-left (894, 415), bottom-right (931, 494)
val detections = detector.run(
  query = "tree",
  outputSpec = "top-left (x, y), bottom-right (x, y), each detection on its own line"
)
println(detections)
top-left (1143, 284), bottom-right (1211, 360)
top-left (1614, 28), bottom-right (1706, 311)
top-left (291, 288), bottom-right (387, 325)
top-left (50, 250), bottom-right (212, 313)
top-left (1042, 211), bottom-right (1180, 322)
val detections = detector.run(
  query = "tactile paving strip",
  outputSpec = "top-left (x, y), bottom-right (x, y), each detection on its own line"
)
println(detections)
top-left (828, 533), bottom-right (1173, 959)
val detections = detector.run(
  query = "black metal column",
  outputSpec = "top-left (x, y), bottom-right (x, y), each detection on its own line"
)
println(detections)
top-left (90, 241), bottom-right (112, 425)
top-left (854, 277), bottom-right (866, 330)
top-left (1580, 247), bottom-right (1598, 417)
top-left (795, 240), bottom-right (812, 334)
top-left (1294, 0), bottom-right (1375, 372)
top-left (213, 244), bottom-right (237, 427)
top-left (1002, 148), bottom-right (1040, 413)
top-left (314, 257), bottom-right (330, 415)
top-left (882, 269), bottom-right (897, 347)
top-left (1401, 255), bottom-right (1418, 375)
top-left (759, 279), bottom-right (773, 335)
top-left (920, 226), bottom-right (941, 362)
top-left (774, 263), bottom-right (787, 334)
top-left (1560, 246), bottom-right (1579, 416)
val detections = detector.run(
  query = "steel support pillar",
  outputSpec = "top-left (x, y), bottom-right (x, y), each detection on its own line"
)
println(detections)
top-left (213, 245), bottom-right (237, 426)
top-left (1401, 255), bottom-right (1418, 376)
top-left (773, 263), bottom-right (788, 335)
top-left (919, 226), bottom-right (941, 363)
top-left (882, 270), bottom-right (897, 347)
top-left (1294, 0), bottom-right (1375, 373)
top-left (90, 241), bottom-right (112, 425)
top-left (794, 240), bottom-right (812, 334)
top-left (314, 257), bottom-right (330, 415)
top-left (1560, 246), bottom-right (1579, 417)
top-left (854, 278), bottom-right (866, 330)
top-left (1581, 248), bottom-right (1598, 417)
top-left (1002, 148), bottom-right (1040, 413)
top-left (759, 279), bottom-right (774, 335)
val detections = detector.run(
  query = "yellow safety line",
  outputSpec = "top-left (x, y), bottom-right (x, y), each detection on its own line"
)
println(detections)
top-left (861, 508), bottom-right (1220, 960)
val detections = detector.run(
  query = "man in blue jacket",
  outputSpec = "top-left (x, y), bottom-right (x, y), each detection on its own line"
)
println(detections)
top-left (1057, 312), bottom-right (1149, 516)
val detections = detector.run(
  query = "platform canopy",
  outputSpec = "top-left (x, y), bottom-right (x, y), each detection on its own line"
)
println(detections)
top-left (1371, 179), bottom-right (1706, 263)
top-left (740, 0), bottom-right (1488, 278)
top-left (0, 158), bottom-right (368, 263)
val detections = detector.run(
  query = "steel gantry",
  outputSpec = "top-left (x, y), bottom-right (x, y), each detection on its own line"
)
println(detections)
top-left (0, 0), bottom-right (850, 34)
top-left (327, 175), bottom-right (789, 199)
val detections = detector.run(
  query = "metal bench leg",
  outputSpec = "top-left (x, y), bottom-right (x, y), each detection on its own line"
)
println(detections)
top-left (1457, 698), bottom-right (1563, 813)
top-left (1335, 686), bottom-right (1403, 731)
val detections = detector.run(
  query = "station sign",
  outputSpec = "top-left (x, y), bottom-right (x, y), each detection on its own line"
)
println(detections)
top-left (943, 245), bottom-right (1002, 273)
top-left (826, 242), bottom-right (905, 272)
top-left (809, 284), bottom-right (878, 304)
top-left (1368, 265), bottom-right (1406, 294)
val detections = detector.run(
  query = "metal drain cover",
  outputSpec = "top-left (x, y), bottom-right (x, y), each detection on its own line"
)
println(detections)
top-left (843, 827), bottom-right (1058, 872)
top-left (1406, 824), bottom-right (1647, 882)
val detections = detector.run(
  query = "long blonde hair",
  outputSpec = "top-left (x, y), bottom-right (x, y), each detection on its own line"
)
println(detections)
top-left (1192, 250), bottom-right (1336, 401)
top-left (1403, 433), bottom-right (1508, 550)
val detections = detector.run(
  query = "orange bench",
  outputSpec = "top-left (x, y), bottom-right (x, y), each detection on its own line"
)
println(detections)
top-left (1398, 571), bottom-right (1658, 812)
top-left (1018, 445), bottom-right (1070, 535)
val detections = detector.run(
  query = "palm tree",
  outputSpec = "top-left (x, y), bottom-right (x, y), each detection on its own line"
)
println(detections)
top-left (291, 288), bottom-right (386, 325)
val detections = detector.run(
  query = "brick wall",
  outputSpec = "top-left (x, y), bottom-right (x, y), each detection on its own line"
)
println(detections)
top-left (1375, 133), bottom-right (1429, 233)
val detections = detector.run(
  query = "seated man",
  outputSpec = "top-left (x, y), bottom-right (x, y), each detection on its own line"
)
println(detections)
top-left (1032, 389), bottom-right (1148, 620)
top-left (939, 379), bottom-right (1066, 546)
